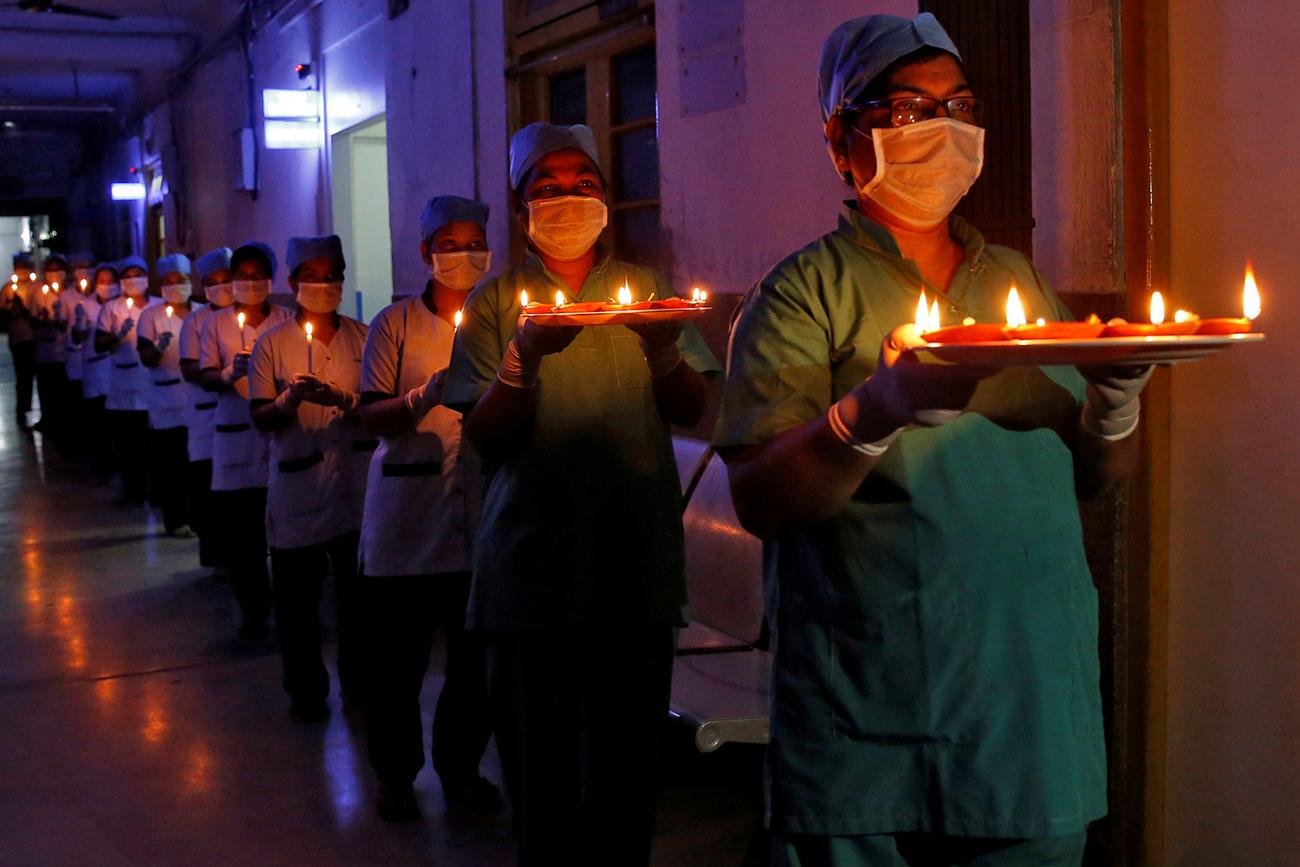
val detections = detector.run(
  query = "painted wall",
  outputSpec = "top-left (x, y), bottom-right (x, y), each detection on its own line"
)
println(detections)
top-left (1165, 2), bottom-right (1300, 863)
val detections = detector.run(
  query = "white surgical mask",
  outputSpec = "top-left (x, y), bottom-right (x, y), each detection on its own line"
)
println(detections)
top-left (857, 117), bottom-right (984, 230)
top-left (232, 279), bottom-right (271, 306)
top-left (296, 281), bottom-right (344, 314)
top-left (526, 195), bottom-right (607, 261)
top-left (206, 283), bottom-right (234, 308)
top-left (431, 251), bottom-right (491, 291)
top-left (162, 283), bottom-right (192, 305)
top-left (121, 276), bottom-right (150, 296)
top-left (95, 282), bottom-right (120, 302)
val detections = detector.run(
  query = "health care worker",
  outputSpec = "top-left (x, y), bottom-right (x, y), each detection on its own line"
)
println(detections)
top-left (30, 254), bottom-right (68, 437)
top-left (57, 251), bottom-right (98, 446)
top-left (3, 253), bottom-right (37, 431)
top-left (445, 123), bottom-right (721, 865)
top-left (713, 14), bottom-right (1152, 865)
top-left (95, 255), bottom-right (155, 507)
top-left (357, 196), bottom-right (498, 822)
top-left (200, 242), bottom-right (291, 639)
top-left (138, 254), bottom-right (195, 537)
top-left (180, 248), bottom-right (232, 568)
top-left (77, 264), bottom-right (116, 481)
top-left (249, 235), bottom-right (370, 723)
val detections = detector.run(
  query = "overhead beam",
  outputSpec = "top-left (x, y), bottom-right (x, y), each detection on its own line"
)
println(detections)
top-left (0, 28), bottom-right (194, 69)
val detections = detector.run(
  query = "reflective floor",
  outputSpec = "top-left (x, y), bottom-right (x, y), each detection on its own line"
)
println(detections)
top-left (0, 346), bottom-right (762, 866)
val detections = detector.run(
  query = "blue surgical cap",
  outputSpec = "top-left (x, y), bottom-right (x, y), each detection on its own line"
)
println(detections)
top-left (117, 254), bottom-right (149, 275)
top-left (419, 195), bottom-right (490, 242)
top-left (156, 253), bottom-right (191, 278)
top-left (43, 253), bottom-right (68, 270)
top-left (195, 247), bottom-right (233, 280)
top-left (818, 12), bottom-right (961, 122)
top-left (508, 122), bottom-right (602, 190)
top-left (286, 235), bottom-right (345, 275)
top-left (230, 241), bottom-right (277, 280)
top-left (94, 263), bottom-right (119, 278)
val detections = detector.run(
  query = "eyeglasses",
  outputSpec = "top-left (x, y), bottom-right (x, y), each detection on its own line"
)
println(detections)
top-left (844, 95), bottom-right (983, 129)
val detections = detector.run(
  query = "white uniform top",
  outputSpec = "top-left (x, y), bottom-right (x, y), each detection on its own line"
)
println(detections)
top-left (357, 294), bottom-right (482, 577)
top-left (248, 315), bottom-right (374, 549)
top-left (199, 304), bottom-right (292, 491)
top-left (58, 289), bottom-right (92, 381)
top-left (137, 302), bottom-right (190, 431)
top-left (29, 287), bottom-right (64, 365)
top-left (178, 304), bottom-right (218, 462)
top-left (78, 295), bottom-right (109, 398)
top-left (96, 296), bottom-right (156, 412)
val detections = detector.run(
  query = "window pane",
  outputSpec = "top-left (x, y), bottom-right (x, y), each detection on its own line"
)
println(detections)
top-left (616, 126), bottom-right (659, 201)
top-left (549, 68), bottom-right (587, 126)
top-left (614, 207), bottom-right (661, 267)
top-left (614, 46), bottom-right (657, 124)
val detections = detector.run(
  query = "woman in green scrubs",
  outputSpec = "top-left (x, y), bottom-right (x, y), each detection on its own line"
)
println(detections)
top-left (713, 13), bottom-right (1151, 866)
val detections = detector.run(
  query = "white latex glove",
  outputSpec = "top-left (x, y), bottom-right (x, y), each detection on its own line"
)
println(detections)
top-left (295, 374), bottom-right (359, 410)
top-left (404, 369), bottom-right (446, 417)
top-left (1079, 365), bottom-right (1154, 440)
top-left (498, 318), bottom-right (582, 389)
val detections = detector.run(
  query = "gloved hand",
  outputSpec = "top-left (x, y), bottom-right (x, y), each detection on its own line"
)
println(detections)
top-left (221, 351), bottom-right (251, 385)
top-left (498, 318), bottom-right (582, 389)
top-left (404, 369), bottom-right (446, 417)
top-left (830, 324), bottom-right (996, 452)
top-left (1079, 364), bottom-right (1153, 440)
top-left (274, 376), bottom-right (311, 414)
top-left (295, 374), bottom-right (359, 411)
top-left (625, 320), bottom-right (686, 377)
top-left (117, 317), bottom-right (135, 339)
top-left (157, 331), bottom-right (174, 351)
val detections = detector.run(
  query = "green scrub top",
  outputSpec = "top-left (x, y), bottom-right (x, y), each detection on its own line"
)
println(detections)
top-left (443, 248), bottom-right (721, 632)
top-left (713, 204), bottom-right (1107, 839)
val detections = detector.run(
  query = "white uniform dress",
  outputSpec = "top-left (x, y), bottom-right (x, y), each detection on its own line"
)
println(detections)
top-left (199, 304), bottom-right (292, 492)
top-left (29, 287), bottom-right (64, 366)
top-left (78, 295), bottom-right (109, 398)
top-left (357, 295), bottom-right (482, 577)
top-left (248, 315), bottom-right (374, 550)
top-left (137, 303), bottom-right (189, 431)
top-left (178, 304), bottom-right (218, 462)
top-left (96, 296), bottom-right (156, 411)
top-left (58, 289), bottom-right (92, 382)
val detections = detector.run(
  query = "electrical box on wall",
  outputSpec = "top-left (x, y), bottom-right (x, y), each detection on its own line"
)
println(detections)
top-left (235, 128), bottom-right (256, 192)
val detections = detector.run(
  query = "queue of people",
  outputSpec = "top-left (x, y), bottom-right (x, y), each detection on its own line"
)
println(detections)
top-left (0, 12), bottom-right (1155, 866)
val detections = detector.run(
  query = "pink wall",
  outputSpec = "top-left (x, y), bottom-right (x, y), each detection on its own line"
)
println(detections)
top-left (655, 0), bottom-right (916, 297)
top-left (1166, 2), bottom-right (1300, 862)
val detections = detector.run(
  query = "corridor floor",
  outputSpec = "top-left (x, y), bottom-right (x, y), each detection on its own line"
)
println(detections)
top-left (0, 349), bottom-right (762, 866)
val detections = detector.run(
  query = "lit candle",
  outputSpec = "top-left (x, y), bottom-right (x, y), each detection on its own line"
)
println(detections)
top-left (1005, 286), bottom-right (1027, 327)
top-left (1197, 264), bottom-right (1262, 335)
top-left (51, 282), bottom-right (60, 292)
top-left (28, 271), bottom-right (36, 282)
top-left (1243, 266), bottom-right (1262, 320)
top-left (453, 309), bottom-right (462, 331)
top-left (1150, 290), bottom-right (1166, 325)
top-left (41, 284), bottom-right (49, 296)
top-left (126, 296), bottom-right (134, 310)
top-left (555, 290), bottom-right (567, 307)
top-left (617, 284), bottom-right (632, 306)
top-left (304, 320), bottom-right (314, 373)
top-left (165, 304), bottom-right (174, 319)
top-left (520, 289), bottom-right (530, 308)
top-left (79, 278), bottom-right (88, 291)
top-left (1174, 309), bottom-right (1197, 324)
top-left (236, 310), bottom-right (248, 350)
top-left (9, 273), bottom-right (16, 284)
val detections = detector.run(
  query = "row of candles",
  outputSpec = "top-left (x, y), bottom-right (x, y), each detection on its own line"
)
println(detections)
top-left (517, 283), bottom-right (709, 312)
top-left (918, 265), bottom-right (1263, 341)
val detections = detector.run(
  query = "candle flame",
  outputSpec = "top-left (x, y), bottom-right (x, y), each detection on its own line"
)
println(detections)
top-left (41, 284), bottom-right (48, 294)
top-left (236, 311), bottom-right (246, 329)
top-left (304, 321), bottom-right (313, 341)
top-left (1150, 290), bottom-right (1165, 325)
top-left (617, 284), bottom-right (632, 306)
top-left (126, 296), bottom-right (134, 309)
top-left (1036, 317), bottom-right (1046, 327)
top-left (165, 304), bottom-right (173, 318)
top-left (51, 282), bottom-right (59, 292)
top-left (555, 290), bottom-right (566, 307)
top-left (79, 278), bottom-right (88, 290)
top-left (9, 273), bottom-right (16, 284)
top-left (1005, 286), bottom-right (1027, 327)
top-left (1174, 309), bottom-right (1196, 324)
top-left (1243, 265), bottom-right (1262, 320)
top-left (915, 290), bottom-right (929, 330)
top-left (698, 288), bottom-right (708, 304)
top-left (454, 309), bottom-right (463, 329)
top-left (520, 289), bottom-right (529, 308)
top-left (28, 272), bottom-right (36, 282)
top-left (963, 316), bottom-right (976, 326)
top-left (929, 300), bottom-right (941, 332)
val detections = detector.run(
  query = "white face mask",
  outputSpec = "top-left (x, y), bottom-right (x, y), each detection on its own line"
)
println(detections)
top-left (296, 281), bottom-right (344, 314)
top-left (232, 279), bottom-right (271, 306)
top-left (431, 251), bottom-right (491, 291)
top-left (95, 282), bottom-right (120, 302)
top-left (162, 283), bottom-right (193, 305)
top-left (857, 117), bottom-right (985, 230)
top-left (206, 283), bottom-right (234, 308)
top-left (526, 195), bottom-right (608, 261)
top-left (121, 276), bottom-right (150, 297)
